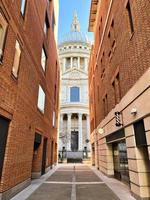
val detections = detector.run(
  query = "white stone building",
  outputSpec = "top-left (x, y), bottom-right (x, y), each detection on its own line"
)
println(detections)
top-left (58, 13), bottom-right (91, 161)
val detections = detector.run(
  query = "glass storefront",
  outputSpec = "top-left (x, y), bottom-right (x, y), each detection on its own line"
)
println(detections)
top-left (113, 141), bottom-right (129, 185)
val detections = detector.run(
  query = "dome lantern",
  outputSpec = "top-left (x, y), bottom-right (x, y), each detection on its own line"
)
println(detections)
top-left (59, 12), bottom-right (90, 45)
top-left (71, 11), bottom-right (80, 32)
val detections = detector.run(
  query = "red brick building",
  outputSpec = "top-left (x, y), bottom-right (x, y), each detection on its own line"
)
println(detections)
top-left (89, 0), bottom-right (150, 199)
top-left (0, 0), bottom-right (59, 199)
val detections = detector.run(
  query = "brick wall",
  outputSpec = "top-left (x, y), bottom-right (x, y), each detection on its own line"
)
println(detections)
top-left (0, 0), bottom-right (59, 194)
top-left (89, 0), bottom-right (150, 132)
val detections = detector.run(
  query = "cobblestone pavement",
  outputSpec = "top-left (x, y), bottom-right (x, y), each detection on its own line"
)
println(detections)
top-left (11, 164), bottom-right (136, 200)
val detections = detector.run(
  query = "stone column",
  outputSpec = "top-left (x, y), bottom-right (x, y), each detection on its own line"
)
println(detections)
top-left (63, 58), bottom-right (66, 72)
top-left (71, 57), bottom-right (73, 68)
top-left (85, 58), bottom-right (88, 70)
top-left (67, 113), bottom-right (71, 151)
top-left (60, 114), bottom-right (63, 131)
top-left (59, 114), bottom-right (63, 151)
top-left (86, 114), bottom-right (91, 151)
top-left (78, 113), bottom-right (83, 151)
top-left (78, 57), bottom-right (80, 69)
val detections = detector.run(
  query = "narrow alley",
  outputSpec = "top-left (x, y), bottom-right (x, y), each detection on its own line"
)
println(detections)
top-left (11, 164), bottom-right (135, 200)
top-left (0, 0), bottom-right (150, 200)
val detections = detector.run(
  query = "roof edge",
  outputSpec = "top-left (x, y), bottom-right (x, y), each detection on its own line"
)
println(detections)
top-left (88, 0), bottom-right (99, 32)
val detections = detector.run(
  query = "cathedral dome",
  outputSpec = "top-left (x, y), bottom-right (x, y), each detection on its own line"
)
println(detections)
top-left (59, 12), bottom-right (90, 45)
top-left (61, 31), bottom-right (89, 44)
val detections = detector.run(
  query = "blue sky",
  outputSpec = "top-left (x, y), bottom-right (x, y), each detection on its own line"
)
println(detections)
top-left (58, 0), bottom-right (93, 42)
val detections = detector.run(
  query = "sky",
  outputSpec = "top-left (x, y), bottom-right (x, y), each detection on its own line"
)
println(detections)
top-left (58, 0), bottom-right (93, 43)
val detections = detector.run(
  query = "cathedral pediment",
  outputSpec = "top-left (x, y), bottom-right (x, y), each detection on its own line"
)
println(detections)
top-left (62, 68), bottom-right (87, 79)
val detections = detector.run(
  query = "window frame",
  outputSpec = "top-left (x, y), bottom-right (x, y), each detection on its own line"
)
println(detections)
top-left (52, 111), bottom-right (56, 128)
top-left (112, 73), bottom-right (121, 105)
top-left (70, 86), bottom-right (80, 102)
top-left (103, 94), bottom-right (108, 117)
top-left (44, 12), bottom-right (50, 37)
top-left (41, 47), bottom-right (47, 72)
top-left (37, 85), bottom-right (46, 114)
top-left (126, 0), bottom-right (134, 34)
top-left (20, 0), bottom-right (27, 17)
top-left (0, 12), bottom-right (8, 62)
top-left (12, 40), bottom-right (21, 79)
top-left (52, 11), bottom-right (55, 32)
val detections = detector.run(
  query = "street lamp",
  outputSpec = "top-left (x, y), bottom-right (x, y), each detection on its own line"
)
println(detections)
top-left (97, 128), bottom-right (104, 135)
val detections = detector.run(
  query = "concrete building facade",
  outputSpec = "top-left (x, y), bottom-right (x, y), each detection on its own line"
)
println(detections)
top-left (88, 0), bottom-right (150, 199)
top-left (58, 13), bottom-right (91, 162)
top-left (0, 0), bottom-right (59, 199)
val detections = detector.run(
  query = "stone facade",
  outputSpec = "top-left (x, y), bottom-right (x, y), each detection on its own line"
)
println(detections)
top-left (0, 0), bottom-right (59, 199)
top-left (58, 13), bottom-right (91, 161)
top-left (89, 0), bottom-right (150, 199)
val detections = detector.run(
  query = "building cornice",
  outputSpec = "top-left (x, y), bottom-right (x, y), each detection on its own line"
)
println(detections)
top-left (60, 103), bottom-right (89, 109)
top-left (88, 0), bottom-right (99, 32)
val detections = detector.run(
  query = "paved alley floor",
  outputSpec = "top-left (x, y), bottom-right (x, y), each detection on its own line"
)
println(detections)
top-left (11, 164), bottom-right (136, 200)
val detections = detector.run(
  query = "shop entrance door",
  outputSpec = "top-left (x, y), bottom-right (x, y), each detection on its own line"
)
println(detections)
top-left (113, 141), bottom-right (129, 185)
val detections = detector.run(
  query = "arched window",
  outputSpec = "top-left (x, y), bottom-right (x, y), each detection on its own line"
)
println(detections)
top-left (70, 87), bottom-right (80, 102)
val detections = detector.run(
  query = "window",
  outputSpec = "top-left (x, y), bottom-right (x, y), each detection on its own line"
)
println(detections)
top-left (47, 0), bottom-right (52, 5)
top-left (70, 87), bottom-right (80, 102)
top-left (41, 47), bottom-right (47, 71)
top-left (111, 19), bottom-right (114, 28)
top-left (37, 85), bottom-right (45, 113)
top-left (126, 0), bottom-right (134, 33)
top-left (112, 73), bottom-right (121, 105)
top-left (101, 51), bottom-right (105, 77)
top-left (108, 50), bottom-right (111, 58)
top-left (0, 13), bottom-right (8, 61)
top-left (116, 73), bottom-right (121, 100)
top-left (97, 85), bottom-right (100, 102)
top-left (103, 94), bottom-right (108, 117)
top-left (134, 120), bottom-right (147, 147)
top-left (12, 40), bottom-right (21, 78)
top-left (52, 111), bottom-right (56, 127)
top-left (21, 0), bottom-right (26, 16)
top-left (99, 17), bottom-right (103, 44)
top-left (44, 13), bottom-right (49, 36)
top-left (108, 19), bottom-right (116, 61)
top-left (54, 84), bottom-right (56, 102)
top-left (52, 11), bottom-right (55, 32)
